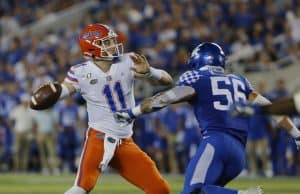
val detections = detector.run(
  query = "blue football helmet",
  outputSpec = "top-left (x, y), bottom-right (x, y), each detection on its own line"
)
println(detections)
top-left (188, 42), bottom-right (226, 70)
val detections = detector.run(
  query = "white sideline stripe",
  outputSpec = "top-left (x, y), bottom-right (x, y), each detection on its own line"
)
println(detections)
top-left (74, 128), bottom-right (90, 186)
top-left (190, 143), bottom-right (215, 185)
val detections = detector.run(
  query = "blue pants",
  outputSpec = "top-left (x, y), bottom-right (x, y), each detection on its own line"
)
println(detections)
top-left (182, 131), bottom-right (246, 194)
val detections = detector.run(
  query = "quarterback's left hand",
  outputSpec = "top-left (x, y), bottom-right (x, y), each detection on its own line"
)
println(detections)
top-left (113, 109), bottom-right (135, 127)
top-left (130, 53), bottom-right (150, 75)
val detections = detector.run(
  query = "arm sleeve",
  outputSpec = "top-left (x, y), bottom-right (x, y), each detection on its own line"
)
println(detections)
top-left (64, 66), bottom-right (81, 92)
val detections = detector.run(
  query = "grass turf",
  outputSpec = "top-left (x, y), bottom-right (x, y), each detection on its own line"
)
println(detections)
top-left (0, 173), bottom-right (299, 194)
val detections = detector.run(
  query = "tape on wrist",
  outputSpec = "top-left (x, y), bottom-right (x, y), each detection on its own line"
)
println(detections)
top-left (146, 67), bottom-right (162, 80)
top-left (59, 83), bottom-right (70, 99)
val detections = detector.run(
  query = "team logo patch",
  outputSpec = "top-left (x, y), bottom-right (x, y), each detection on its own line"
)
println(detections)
top-left (107, 137), bottom-right (116, 143)
top-left (82, 31), bottom-right (102, 39)
top-left (90, 79), bottom-right (98, 84)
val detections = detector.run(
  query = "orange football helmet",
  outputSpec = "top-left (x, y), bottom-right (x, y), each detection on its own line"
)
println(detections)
top-left (78, 24), bottom-right (123, 60)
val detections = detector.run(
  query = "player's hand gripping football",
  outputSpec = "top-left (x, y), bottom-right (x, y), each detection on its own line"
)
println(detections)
top-left (113, 109), bottom-right (136, 127)
top-left (130, 53), bottom-right (150, 75)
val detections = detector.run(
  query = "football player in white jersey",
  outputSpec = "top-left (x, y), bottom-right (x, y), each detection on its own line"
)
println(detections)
top-left (34, 24), bottom-right (173, 194)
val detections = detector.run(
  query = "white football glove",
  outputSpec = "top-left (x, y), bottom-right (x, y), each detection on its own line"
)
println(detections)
top-left (113, 109), bottom-right (135, 127)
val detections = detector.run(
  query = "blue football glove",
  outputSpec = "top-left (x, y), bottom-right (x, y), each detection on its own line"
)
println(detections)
top-left (230, 102), bottom-right (261, 117)
top-left (113, 109), bottom-right (136, 127)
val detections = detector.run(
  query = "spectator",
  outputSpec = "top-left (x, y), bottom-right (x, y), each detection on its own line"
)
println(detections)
top-left (32, 108), bottom-right (59, 175)
top-left (247, 82), bottom-right (273, 178)
top-left (0, 118), bottom-right (13, 171)
top-left (152, 117), bottom-right (171, 173)
top-left (57, 96), bottom-right (79, 173)
top-left (268, 79), bottom-right (291, 175)
top-left (9, 94), bottom-right (35, 172)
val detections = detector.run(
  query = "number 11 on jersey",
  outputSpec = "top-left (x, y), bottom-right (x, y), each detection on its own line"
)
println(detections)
top-left (103, 81), bottom-right (127, 112)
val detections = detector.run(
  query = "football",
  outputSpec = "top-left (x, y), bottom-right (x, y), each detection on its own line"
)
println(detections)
top-left (30, 82), bottom-right (62, 110)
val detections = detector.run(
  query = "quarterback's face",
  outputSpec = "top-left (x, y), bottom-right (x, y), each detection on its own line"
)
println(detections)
top-left (95, 37), bottom-right (118, 57)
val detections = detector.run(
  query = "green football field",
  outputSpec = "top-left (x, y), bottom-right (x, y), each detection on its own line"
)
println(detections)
top-left (0, 173), bottom-right (299, 194)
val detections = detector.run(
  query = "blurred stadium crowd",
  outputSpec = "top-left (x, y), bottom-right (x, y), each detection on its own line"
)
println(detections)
top-left (1, 0), bottom-right (300, 177)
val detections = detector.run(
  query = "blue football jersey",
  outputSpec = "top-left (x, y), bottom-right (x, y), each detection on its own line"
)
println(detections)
top-left (177, 70), bottom-right (253, 145)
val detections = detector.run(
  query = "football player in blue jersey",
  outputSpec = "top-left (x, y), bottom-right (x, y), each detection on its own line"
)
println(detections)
top-left (113, 42), bottom-right (300, 194)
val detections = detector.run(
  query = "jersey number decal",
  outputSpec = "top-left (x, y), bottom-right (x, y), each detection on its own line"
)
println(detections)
top-left (103, 82), bottom-right (127, 111)
top-left (210, 77), bottom-right (247, 111)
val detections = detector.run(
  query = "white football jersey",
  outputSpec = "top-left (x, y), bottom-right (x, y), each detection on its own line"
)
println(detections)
top-left (64, 53), bottom-right (135, 138)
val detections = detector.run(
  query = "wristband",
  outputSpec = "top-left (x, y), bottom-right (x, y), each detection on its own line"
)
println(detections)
top-left (145, 67), bottom-right (163, 80)
top-left (59, 83), bottom-right (70, 99)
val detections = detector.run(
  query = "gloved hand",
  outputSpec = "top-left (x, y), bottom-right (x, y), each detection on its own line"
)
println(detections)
top-left (229, 102), bottom-right (261, 117)
top-left (113, 109), bottom-right (136, 127)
